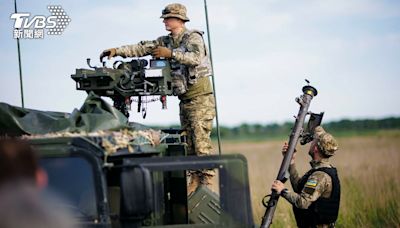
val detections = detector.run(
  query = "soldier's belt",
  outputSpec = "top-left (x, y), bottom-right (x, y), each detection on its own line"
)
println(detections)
top-left (179, 92), bottom-right (213, 104)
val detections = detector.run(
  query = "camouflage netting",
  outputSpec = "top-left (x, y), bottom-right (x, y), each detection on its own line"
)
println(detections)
top-left (23, 129), bottom-right (168, 155)
top-left (0, 92), bottom-right (168, 154)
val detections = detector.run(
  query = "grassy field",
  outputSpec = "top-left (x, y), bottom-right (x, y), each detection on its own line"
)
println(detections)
top-left (216, 130), bottom-right (400, 227)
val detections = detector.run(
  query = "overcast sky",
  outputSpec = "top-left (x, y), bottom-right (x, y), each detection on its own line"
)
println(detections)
top-left (1, 0), bottom-right (399, 126)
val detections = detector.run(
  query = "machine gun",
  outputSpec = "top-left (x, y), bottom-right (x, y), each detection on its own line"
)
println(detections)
top-left (261, 80), bottom-right (324, 228)
top-left (71, 58), bottom-right (173, 118)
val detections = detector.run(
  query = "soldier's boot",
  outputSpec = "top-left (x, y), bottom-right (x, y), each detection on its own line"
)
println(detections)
top-left (187, 173), bottom-right (201, 196)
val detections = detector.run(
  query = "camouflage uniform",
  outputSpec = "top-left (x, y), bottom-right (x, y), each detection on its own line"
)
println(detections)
top-left (285, 160), bottom-right (333, 210)
top-left (283, 160), bottom-right (335, 228)
top-left (114, 4), bottom-right (215, 185)
top-left (281, 127), bottom-right (340, 228)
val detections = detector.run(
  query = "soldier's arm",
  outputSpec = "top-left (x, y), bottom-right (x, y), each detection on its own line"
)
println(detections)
top-left (282, 171), bottom-right (330, 209)
top-left (289, 163), bottom-right (301, 192)
top-left (115, 39), bottom-right (161, 58)
top-left (173, 33), bottom-right (204, 66)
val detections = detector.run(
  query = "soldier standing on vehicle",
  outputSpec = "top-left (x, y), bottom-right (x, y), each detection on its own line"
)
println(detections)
top-left (271, 126), bottom-right (341, 228)
top-left (99, 3), bottom-right (215, 194)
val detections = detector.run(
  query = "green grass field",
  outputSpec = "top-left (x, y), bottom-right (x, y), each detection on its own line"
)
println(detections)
top-left (217, 130), bottom-right (400, 227)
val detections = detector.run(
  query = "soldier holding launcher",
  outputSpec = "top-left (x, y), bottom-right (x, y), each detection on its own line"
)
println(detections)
top-left (271, 126), bottom-right (341, 228)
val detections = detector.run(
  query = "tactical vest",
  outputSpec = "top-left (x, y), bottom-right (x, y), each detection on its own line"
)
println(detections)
top-left (293, 167), bottom-right (341, 228)
top-left (163, 30), bottom-right (212, 96)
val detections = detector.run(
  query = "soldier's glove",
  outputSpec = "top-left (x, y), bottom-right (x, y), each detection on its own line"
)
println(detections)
top-left (100, 48), bottom-right (117, 62)
top-left (152, 46), bottom-right (172, 58)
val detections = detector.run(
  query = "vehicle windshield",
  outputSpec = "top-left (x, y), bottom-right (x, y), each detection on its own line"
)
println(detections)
top-left (40, 156), bottom-right (98, 220)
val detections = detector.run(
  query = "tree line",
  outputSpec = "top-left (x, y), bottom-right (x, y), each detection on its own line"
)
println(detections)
top-left (152, 117), bottom-right (400, 140)
top-left (210, 117), bottom-right (400, 140)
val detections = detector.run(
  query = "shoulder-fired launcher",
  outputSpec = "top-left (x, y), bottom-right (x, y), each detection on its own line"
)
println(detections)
top-left (261, 80), bottom-right (324, 227)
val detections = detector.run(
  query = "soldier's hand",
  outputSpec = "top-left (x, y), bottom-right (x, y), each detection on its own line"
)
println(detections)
top-left (282, 142), bottom-right (296, 165)
top-left (100, 48), bottom-right (117, 62)
top-left (271, 180), bottom-right (285, 194)
top-left (152, 46), bottom-right (172, 58)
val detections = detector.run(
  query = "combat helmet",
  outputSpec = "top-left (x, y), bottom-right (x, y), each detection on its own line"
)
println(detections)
top-left (160, 3), bottom-right (190, 22)
top-left (314, 126), bottom-right (338, 156)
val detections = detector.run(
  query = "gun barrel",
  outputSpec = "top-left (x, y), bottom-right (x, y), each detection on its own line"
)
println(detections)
top-left (260, 84), bottom-right (318, 228)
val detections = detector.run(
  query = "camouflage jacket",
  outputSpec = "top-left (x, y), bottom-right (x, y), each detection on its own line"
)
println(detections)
top-left (116, 28), bottom-right (207, 65)
top-left (115, 27), bottom-right (212, 96)
top-left (282, 159), bottom-right (333, 209)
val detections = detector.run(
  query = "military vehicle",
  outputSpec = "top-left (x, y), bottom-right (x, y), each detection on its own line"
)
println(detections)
top-left (0, 55), bottom-right (322, 228)
top-left (0, 58), bottom-right (254, 228)
top-left (30, 130), bottom-right (254, 228)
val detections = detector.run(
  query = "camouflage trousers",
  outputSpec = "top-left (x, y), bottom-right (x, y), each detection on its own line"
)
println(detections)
top-left (179, 93), bottom-right (216, 185)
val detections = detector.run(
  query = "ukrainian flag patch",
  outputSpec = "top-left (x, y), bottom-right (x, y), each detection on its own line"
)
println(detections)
top-left (305, 179), bottom-right (318, 188)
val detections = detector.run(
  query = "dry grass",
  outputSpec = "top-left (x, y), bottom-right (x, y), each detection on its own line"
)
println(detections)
top-left (216, 130), bottom-right (400, 227)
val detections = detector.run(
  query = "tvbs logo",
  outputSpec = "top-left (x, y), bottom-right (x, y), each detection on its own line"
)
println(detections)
top-left (10, 5), bottom-right (71, 39)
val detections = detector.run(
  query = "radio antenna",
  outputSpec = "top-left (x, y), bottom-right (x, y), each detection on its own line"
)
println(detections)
top-left (14, 0), bottom-right (25, 108)
top-left (204, 0), bottom-right (222, 155)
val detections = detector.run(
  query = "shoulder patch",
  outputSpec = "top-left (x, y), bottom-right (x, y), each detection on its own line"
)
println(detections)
top-left (304, 186), bottom-right (316, 195)
top-left (305, 179), bottom-right (318, 188)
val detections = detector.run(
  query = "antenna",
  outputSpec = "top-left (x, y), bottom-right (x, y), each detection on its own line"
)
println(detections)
top-left (204, 0), bottom-right (222, 155)
top-left (14, 0), bottom-right (24, 108)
